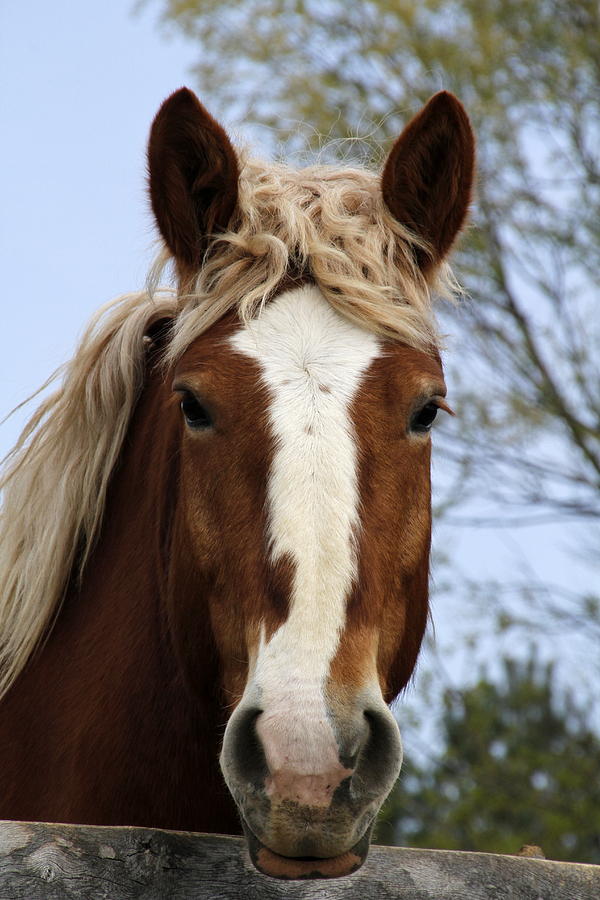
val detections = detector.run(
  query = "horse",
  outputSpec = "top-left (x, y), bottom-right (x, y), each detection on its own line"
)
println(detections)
top-left (0, 87), bottom-right (474, 879)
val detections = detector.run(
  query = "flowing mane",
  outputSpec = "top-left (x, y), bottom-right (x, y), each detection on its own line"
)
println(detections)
top-left (0, 155), bottom-right (457, 702)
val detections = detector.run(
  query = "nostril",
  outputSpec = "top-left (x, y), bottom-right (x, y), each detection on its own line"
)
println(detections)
top-left (359, 706), bottom-right (402, 787)
top-left (338, 714), bottom-right (370, 770)
top-left (222, 706), bottom-right (268, 790)
top-left (363, 707), bottom-right (389, 736)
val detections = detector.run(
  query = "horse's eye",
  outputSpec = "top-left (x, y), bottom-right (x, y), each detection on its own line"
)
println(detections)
top-left (180, 392), bottom-right (213, 430)
top-left (410, 402), bottom-right (439, 434)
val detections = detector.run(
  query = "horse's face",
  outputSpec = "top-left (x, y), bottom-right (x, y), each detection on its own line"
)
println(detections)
top-left (149, 88), bottom-right (473, 877)
top-left (171, 284), bottom-right (445, 875)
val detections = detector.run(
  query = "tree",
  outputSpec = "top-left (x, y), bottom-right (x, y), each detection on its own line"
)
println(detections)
top-left (145, 0), bottom-right (600, 661)
top-left (377, 655), bottom-right (600, 864)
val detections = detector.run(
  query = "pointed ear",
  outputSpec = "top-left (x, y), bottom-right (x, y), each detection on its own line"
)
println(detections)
top-left (148, 88), bottom-right (239, 267)
top-left (381, 91), bottom-right (475, 271)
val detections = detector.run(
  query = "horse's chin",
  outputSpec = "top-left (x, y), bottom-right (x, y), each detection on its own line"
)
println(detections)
top-left (242, 820), bottom-right (371, 880)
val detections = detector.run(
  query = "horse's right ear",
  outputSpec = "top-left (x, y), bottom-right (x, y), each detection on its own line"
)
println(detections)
top-left (148, 88), bottom-right (239, 268)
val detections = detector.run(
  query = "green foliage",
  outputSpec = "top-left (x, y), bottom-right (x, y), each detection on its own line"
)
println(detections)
top-left (378, 656), bottom-right (600, 863)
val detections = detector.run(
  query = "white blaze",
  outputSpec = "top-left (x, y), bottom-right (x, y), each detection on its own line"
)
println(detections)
top-left (230, 285), bottom-right (380, 794)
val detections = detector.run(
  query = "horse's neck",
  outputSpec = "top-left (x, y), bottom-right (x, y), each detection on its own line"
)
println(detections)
top-left (0, 361), bottom-right (238, 832)
top-left (60, 362), bottom-right (182, 707)
top-left (47, 360), bottom-right (178, 687)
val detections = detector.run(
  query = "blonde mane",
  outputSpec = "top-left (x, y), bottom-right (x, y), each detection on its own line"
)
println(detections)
top-left (0, 156), bottom-right (457, 700)
top-left (159, 156), bottom-right (456, 364)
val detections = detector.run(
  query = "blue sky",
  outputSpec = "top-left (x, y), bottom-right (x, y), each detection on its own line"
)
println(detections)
top-left (1, 2), bottom-right (203, 449)
top-left (1, 2), bottom-right (594, 722)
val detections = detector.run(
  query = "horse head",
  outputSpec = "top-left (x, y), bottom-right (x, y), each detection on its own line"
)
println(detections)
top-left (146, 87), bottom-right (474, 878)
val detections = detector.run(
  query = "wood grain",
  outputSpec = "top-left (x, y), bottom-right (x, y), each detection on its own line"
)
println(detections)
top-left (1, 820), bottom-right (598, 899)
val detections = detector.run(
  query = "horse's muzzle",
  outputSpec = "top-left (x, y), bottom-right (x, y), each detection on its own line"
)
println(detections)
top-left (220, 698), bottom-right (402, 879)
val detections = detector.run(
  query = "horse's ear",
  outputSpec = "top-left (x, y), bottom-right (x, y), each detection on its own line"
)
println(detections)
top-left (148, 88), bottom-right (239, 267)
top-left (381, 91), bottom-right (475, 271)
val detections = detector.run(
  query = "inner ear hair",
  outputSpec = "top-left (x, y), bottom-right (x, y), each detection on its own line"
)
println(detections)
top-left (144, 317), bottom-right (174, 353)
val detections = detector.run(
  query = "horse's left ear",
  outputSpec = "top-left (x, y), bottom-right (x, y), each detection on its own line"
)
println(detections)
top-left (148, 88), bottom-right (239, 268)
top-left (382, 91), bottom-right (475, 271)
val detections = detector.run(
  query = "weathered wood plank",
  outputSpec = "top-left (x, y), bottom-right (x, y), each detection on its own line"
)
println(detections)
top-left (0, 820), bottom-right (598, 899)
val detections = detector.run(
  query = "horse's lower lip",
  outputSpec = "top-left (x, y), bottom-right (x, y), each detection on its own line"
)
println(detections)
top-left (242, 821), bottom-right (369, 879)
top-left (254, 846), bottom-right (364, 879)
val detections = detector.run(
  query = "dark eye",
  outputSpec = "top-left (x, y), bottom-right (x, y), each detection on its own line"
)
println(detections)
top-left (180, 392), bottom-right (213, 430)
top-left (410, 402), bottom-right (439, 434)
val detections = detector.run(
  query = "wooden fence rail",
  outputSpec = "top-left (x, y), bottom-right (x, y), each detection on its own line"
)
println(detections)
top-left (1, 820), bottom-right (599, 899)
